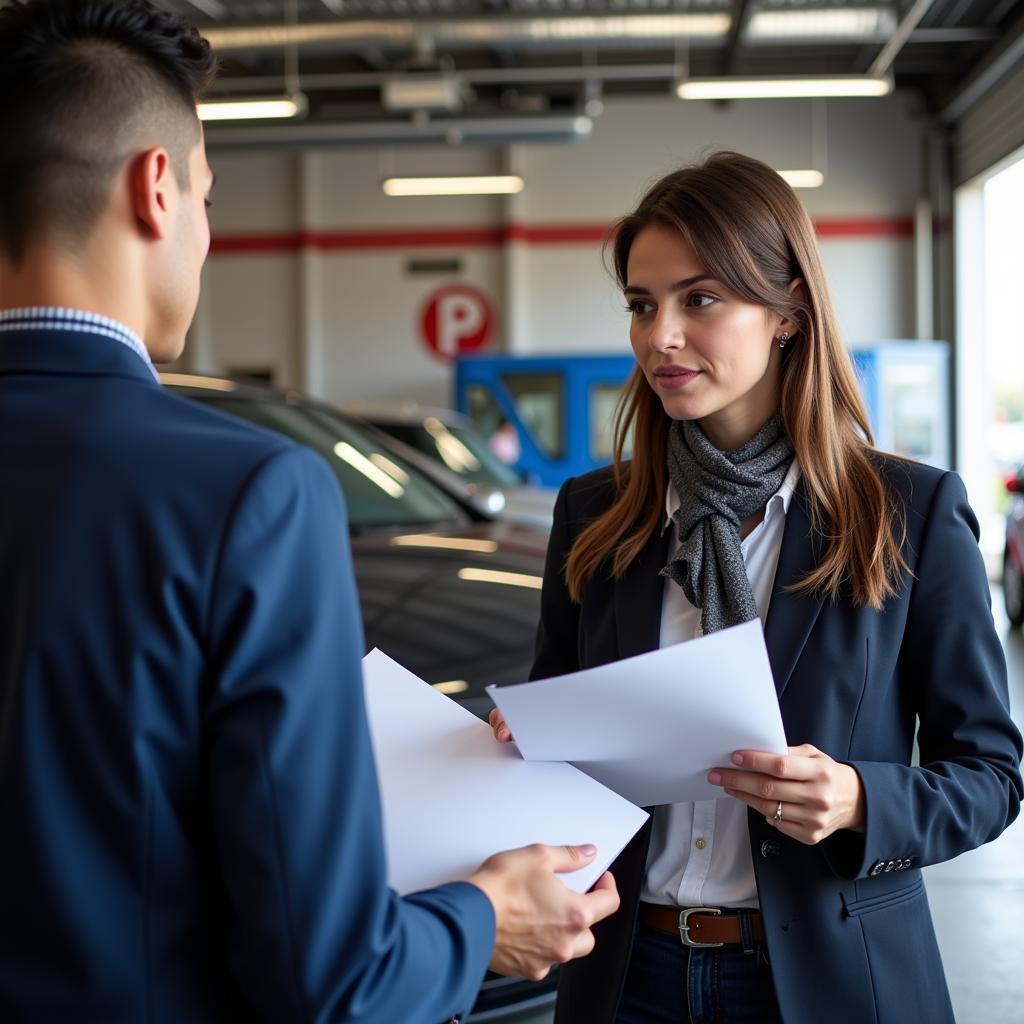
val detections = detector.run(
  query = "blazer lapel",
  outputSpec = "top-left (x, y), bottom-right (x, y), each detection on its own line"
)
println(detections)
top-left (764, 483), bottom-right (827, 700)
top-left (614, 525), bottom-right (673, 660)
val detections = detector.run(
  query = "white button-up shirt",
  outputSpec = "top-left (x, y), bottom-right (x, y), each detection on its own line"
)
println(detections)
top-left (641, 459), bottom-right (801, 909)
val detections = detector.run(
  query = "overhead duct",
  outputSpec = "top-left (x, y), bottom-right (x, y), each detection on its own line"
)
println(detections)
top-left (204, 114), bottom-right (594, 150)
top-left (208, 63), bottom-right (684, 96)
top-left (202, 14), bottom-right (732, 53)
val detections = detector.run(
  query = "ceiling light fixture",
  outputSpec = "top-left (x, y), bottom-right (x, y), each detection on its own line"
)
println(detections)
top-left (198, 93), bottom-right (308, 121)
top-left (676, 75), bottom-right (892, 100)
top-left (383, 175), bottom-right (526, 197)
top-left (746, 8), bottom-right (896, 41)
top-left (383, 76), bottom-right (464, 112)
top-left (777, 169), bottom-right (825, 189)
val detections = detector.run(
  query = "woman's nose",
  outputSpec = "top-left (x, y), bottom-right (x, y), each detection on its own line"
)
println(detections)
top-left (648, 310), bottom-right (684, 352)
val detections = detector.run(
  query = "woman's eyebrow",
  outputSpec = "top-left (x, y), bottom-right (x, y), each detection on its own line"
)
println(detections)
top-left (623, 273), bottom-right (716, 296)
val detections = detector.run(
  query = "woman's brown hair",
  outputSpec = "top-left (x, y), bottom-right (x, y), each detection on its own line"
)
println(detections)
top-left (565, 151), bottom-right (907, 609)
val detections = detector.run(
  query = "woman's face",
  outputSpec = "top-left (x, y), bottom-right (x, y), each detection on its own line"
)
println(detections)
top-left (625, 224), bottom-right (790, 451)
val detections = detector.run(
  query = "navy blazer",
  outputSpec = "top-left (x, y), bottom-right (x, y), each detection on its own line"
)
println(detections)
top-left (533, 460), bottom-right (1023, 1024)
top-left (0, 327), bottom-right (494, 1022)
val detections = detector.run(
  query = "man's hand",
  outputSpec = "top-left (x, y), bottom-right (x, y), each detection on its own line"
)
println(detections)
top-left (468, 844), bottom-right (619, 981)
top-left (707, 744), bottom-right (866, 845)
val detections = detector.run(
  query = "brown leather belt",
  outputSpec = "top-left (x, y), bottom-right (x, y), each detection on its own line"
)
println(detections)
top-left (638, 903), bottom-right (765, 948)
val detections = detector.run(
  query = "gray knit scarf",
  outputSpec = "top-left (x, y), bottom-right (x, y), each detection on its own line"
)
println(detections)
top-left (661, 414), bottom-right (794, 635)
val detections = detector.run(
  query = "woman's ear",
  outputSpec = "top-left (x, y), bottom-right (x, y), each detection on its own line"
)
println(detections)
top-left (779, 277), bottom-right (808, 337)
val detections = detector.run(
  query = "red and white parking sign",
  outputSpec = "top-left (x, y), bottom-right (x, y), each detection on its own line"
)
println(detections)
top-left (420, 284), bottom-right (494, 362)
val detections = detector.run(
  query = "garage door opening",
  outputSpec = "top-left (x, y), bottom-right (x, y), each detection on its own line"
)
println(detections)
top-left (955, 148), bottom-right (1024, 574)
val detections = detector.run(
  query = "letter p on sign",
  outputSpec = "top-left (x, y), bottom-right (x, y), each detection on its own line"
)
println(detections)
top-left (421, 284), bottom-right (494, 362)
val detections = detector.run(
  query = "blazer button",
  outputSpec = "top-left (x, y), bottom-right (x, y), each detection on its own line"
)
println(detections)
top-left (761, 840), bottom-right (781, 858)
top-left (869, 860), bottom-right (884, 876)
top-left (902, 857), bottom-right (914, 869)
top-left (884, 860), bottom-right (896, 872)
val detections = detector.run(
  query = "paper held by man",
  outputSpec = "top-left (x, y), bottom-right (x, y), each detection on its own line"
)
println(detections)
top-left (362, 649), bottom-right (649, 896)
top-left (487, 619), bottom-right (788, 806)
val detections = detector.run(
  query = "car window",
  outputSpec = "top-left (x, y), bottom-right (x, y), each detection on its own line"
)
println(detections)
top-left (186, 394), bottom-right (469, 531)
top-left (375, 418), bottom-right (522, 488)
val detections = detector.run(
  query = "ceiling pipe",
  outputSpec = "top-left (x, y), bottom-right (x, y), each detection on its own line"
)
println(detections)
top-left (941, 8), bottom-right (1024, 122)
top-left (202, 14), bottom-right (731, 53)
top-left (204, 113), bottom-right (594, 150)
top-left (207, 63), bottom-right (684, 95)
top-left (868, 0), bottom-right (938, 77)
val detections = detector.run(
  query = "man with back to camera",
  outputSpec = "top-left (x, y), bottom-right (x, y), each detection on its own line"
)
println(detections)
top-left (0, 2), bottom-right (619, 1020)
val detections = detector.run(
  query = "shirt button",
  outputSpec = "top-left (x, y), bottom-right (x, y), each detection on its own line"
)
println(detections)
top-left (760, 840), bottom-right (781, 858)
top-left (695, 837), bottom-right (707, 850)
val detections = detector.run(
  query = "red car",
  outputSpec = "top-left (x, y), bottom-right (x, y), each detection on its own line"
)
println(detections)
top-left (1005, 468), bottom-right (1024, 627)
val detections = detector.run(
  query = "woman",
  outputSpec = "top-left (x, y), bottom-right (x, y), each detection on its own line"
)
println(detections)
top-left (489, 152), bottom-right (1022, 1024)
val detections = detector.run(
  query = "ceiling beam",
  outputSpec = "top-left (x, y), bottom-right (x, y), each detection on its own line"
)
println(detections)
top-left (868, 0), bottom-right (939, 77)
top-left (721, 0), bottom-right (753, 76)
top-left (941, 6), bottom-right (1024, 121)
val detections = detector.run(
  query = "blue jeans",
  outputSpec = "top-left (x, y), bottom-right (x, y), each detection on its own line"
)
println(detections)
top-left (614, 920), bottom-right (784, 1024)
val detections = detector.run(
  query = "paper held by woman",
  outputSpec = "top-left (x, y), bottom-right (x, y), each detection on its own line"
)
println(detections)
top-left (487, 619), bottom-right (788, 807)
top-left (362, 649), bottom-right (649, 896)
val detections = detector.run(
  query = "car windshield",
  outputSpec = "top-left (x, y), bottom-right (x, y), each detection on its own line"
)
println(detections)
top-left (374, 418), bottom-right (522, 488)
top-left (188, 394), bottom-right (470, 531)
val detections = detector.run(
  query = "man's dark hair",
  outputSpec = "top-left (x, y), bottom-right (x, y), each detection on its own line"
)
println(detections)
top-left (0, 0), bottom-right (217, 263)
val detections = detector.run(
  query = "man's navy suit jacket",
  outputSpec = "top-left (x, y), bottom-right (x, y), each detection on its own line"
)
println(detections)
top-left (0, 326), bottom-right (494, 1022)
top-left (533, 459), bottom-right (1023, 1024)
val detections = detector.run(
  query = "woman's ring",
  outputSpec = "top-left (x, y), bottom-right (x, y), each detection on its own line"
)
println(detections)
top-left (772, 801), bottom-right (784, 824)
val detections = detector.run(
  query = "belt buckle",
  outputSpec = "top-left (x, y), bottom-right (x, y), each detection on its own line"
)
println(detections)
top-left (677, 907), bottom-right (724, 948)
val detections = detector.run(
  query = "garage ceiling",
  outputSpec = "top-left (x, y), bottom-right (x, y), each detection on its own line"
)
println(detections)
top-left (143, 2), bottom-right (1024, 139)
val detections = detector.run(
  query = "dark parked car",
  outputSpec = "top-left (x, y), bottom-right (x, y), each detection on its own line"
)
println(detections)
top-left (350, 403), bottom-right (557, 529)
top-left (160, 373), bottom-right (556, 1021)
top-left (1005, 467), bottom-right (1024, 628)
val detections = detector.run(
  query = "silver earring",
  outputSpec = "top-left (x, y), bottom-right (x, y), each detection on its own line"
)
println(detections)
top-left (778, 332), bottom-right (790, 349)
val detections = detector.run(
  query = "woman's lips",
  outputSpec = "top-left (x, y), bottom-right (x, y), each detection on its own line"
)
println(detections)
top-left (653, 367), bottom-right (701, 390)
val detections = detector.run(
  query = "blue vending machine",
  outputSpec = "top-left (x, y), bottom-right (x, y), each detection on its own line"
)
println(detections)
top-left (850, 340), bottom-right (950, 470)
top-left (455, 353), bottom-right (635, 487)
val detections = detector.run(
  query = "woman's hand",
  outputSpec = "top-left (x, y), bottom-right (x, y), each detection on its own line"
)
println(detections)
top-left (488, 708), bottom-right (514, 743)
top-left (707, 744), bottom-right (865, 845)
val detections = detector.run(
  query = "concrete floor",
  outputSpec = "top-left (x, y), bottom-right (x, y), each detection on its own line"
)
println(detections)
top-left (514, 587), bottom-right (1024, 1024)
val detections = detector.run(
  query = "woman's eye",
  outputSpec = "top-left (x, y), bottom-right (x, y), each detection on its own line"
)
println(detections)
top-left (626, 299), bottom-right (654, 315)
top-left (688, 293), bottom-right (716, 308)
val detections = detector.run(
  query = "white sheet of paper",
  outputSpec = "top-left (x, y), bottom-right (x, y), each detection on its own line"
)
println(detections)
top-left (362, 649), bottom-right (649, 896)
top-left (486, 619), bottom-right (787, 806)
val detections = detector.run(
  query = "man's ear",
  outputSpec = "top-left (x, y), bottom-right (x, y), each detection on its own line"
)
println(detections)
top-left (129, 147), bottom-right (176, 241)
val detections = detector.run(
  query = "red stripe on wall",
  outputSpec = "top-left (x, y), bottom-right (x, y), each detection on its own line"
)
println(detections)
top-left (208, 217), bottom-right (915, 254)
top-left (503, 223), bottom-right (613, 244)
top-left (813, 217), bottom-right (915, 238)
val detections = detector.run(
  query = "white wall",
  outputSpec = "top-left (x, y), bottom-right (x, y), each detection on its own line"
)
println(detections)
top-left (186, 92), bottom-right (924, 407)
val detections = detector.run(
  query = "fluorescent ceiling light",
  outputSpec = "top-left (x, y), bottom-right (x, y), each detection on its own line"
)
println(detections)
top-left (519, 14), bottom-right (731, 40)
top-left (198, 94), bottom-right (307, 121)
top-left (383, 76), bottom-right (463, 112)
top-left (777, 169), bottom-right (825, 189)
top-left (746, 8), bottom-right (896, 41)
top-left (383, 175), bottom-right (525, 197)
top-left (677, 76), bottom-right (892, 100)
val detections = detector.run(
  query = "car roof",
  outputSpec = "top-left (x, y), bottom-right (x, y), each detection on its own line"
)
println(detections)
top-left (343, 402), bottom-right (472, 427)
